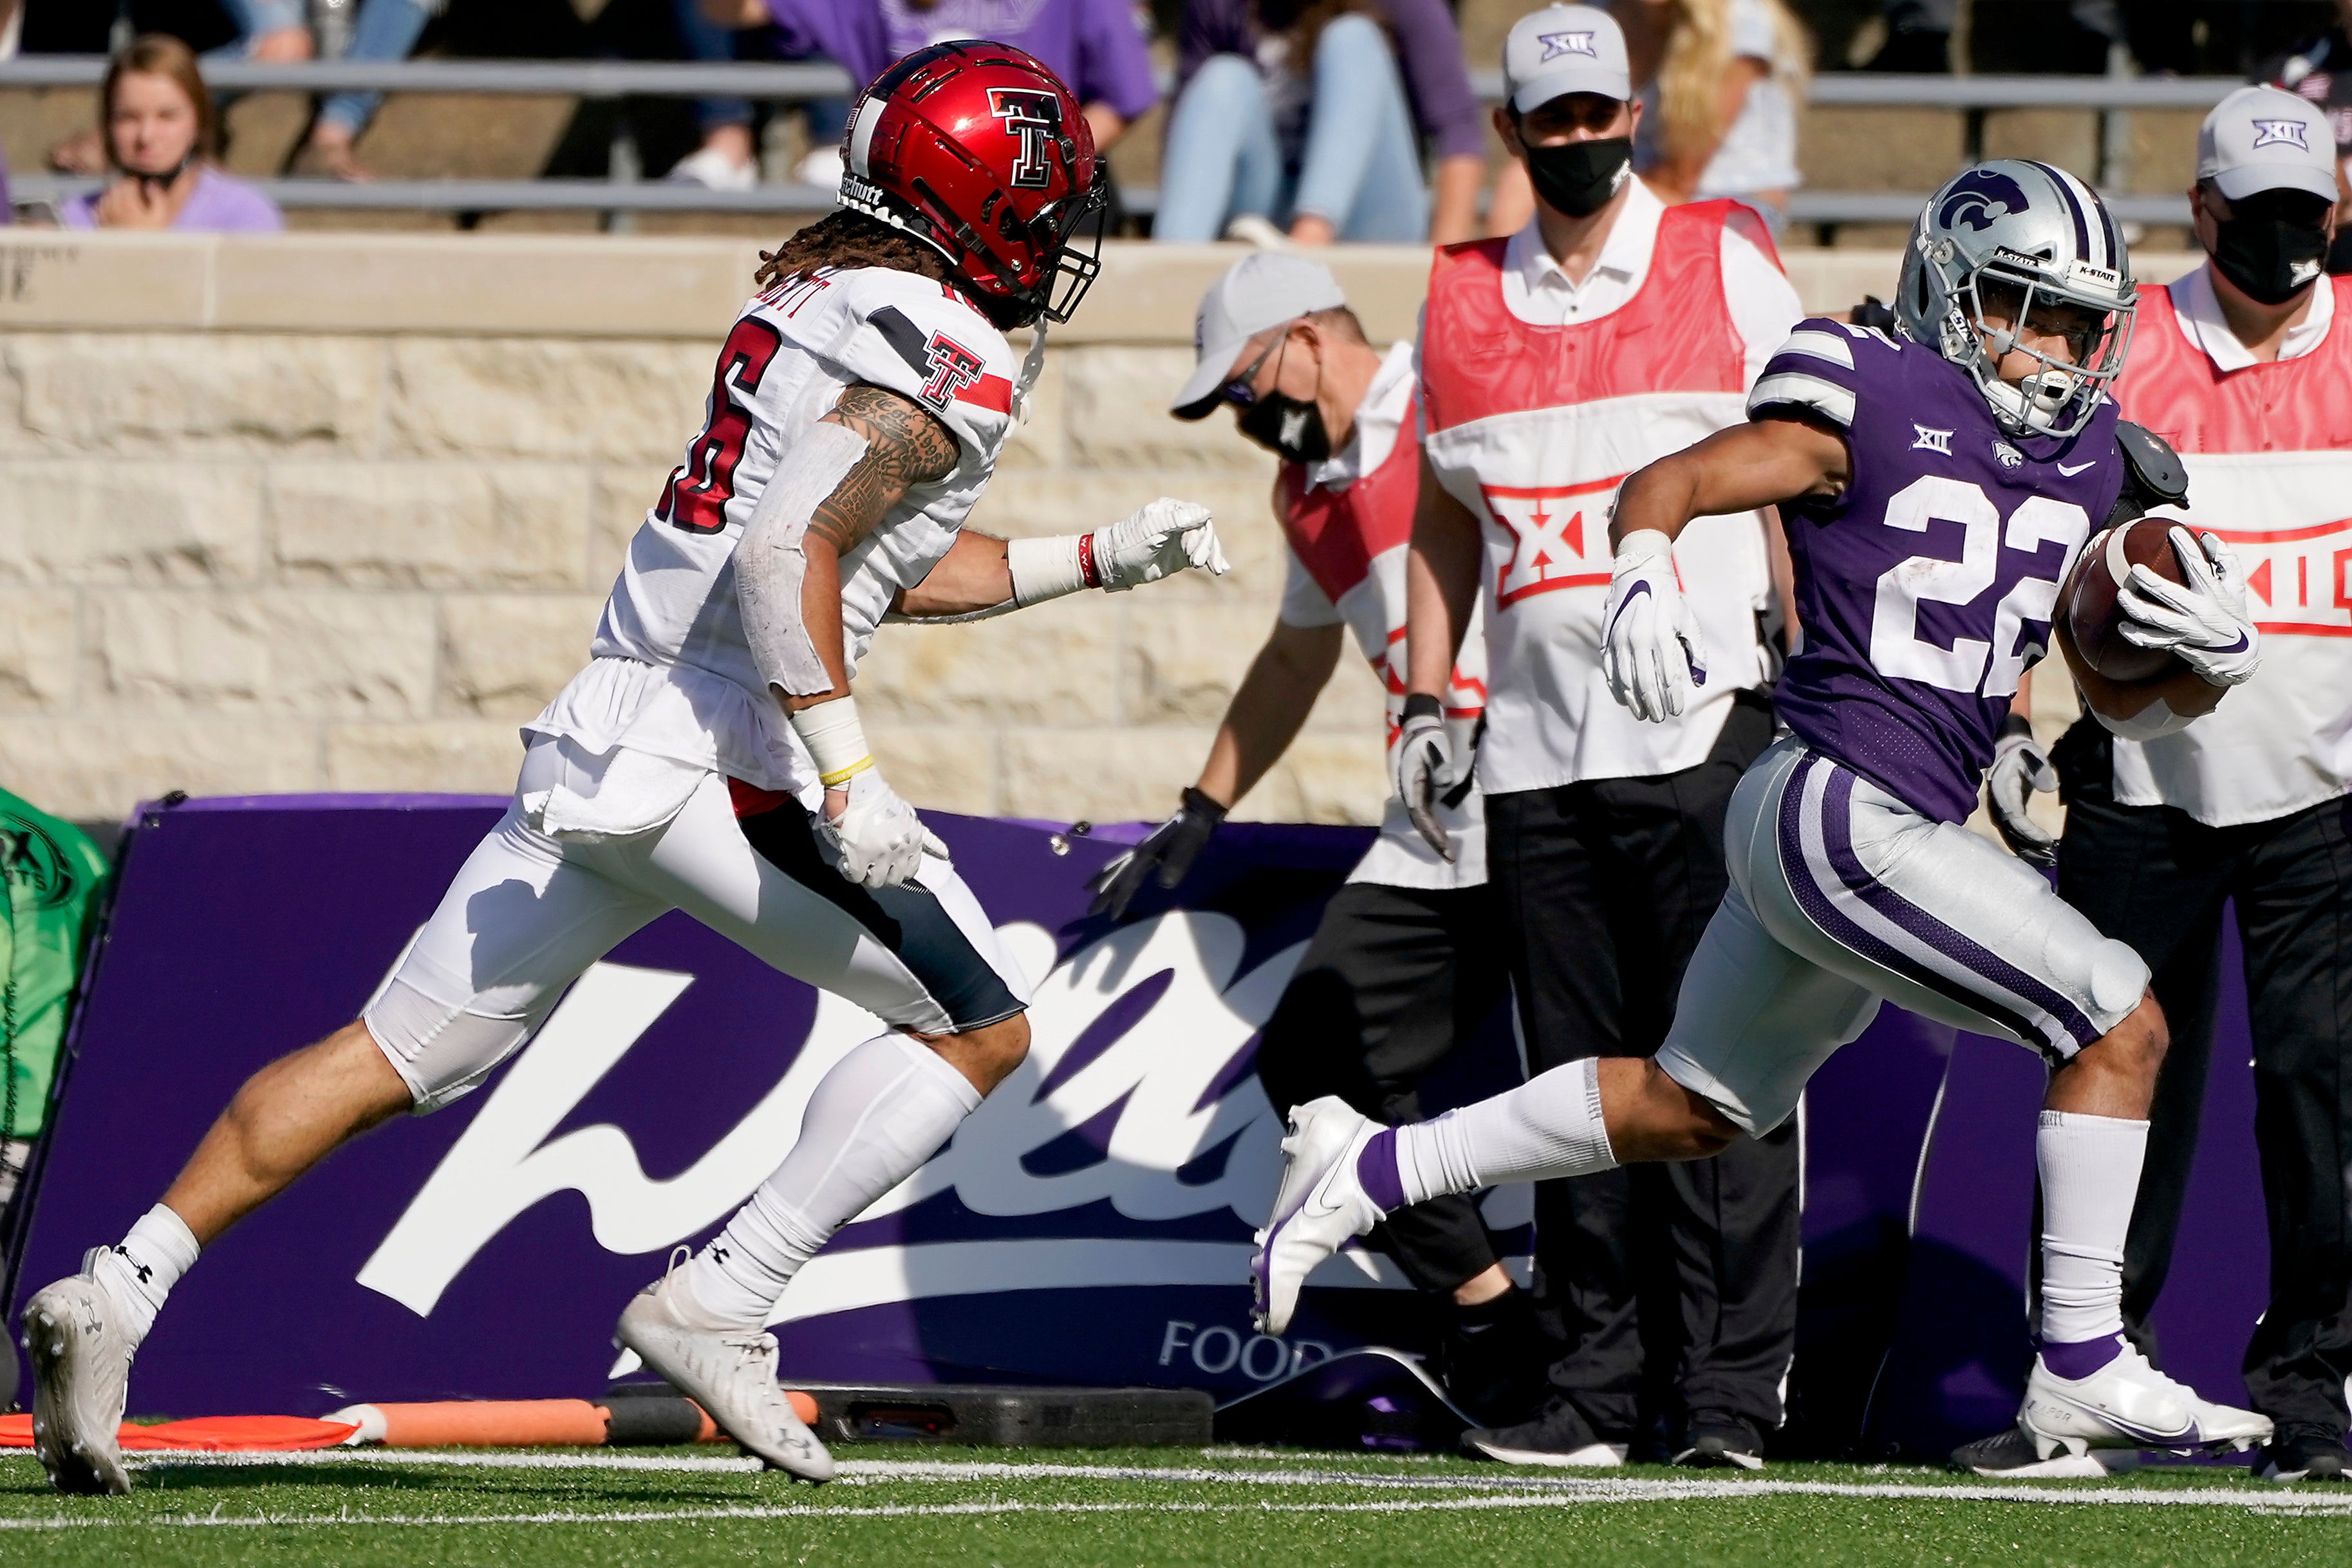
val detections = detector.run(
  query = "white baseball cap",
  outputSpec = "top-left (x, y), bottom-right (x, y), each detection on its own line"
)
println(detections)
top-left (1502, 4), bottom-right (1631, 115)
top-left (1171, 252), bottom-right (1348, 419)
top-left (2198, 84), bottom-right (2338, 203)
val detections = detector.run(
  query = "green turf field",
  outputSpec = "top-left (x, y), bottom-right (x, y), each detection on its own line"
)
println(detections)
top-left (6, 1446), bottom-right (2352, 1566)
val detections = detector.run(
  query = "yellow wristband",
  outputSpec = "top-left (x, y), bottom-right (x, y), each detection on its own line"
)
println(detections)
top-left (817, 754), bottom-right (874, 789)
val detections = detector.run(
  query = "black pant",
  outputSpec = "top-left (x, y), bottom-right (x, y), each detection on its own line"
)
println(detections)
top-left (2055, 721), bottom-right (2352, 1435)
top-left (1256, 880), bottom-right (1516, 1295)
top-left (1486, 693), bottom-right (1800, 1438)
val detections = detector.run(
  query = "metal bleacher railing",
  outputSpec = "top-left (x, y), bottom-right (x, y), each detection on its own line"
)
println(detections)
top-left (3, 57), bottom-right (2248, 229)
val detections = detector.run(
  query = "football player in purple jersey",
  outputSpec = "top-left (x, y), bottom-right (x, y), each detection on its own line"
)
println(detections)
top-left (1251, 160), bottom-right (2272, 1473)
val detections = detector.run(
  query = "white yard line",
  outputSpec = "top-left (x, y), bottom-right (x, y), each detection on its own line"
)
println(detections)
top-left (3, 1486), bottom-right (2352, 1533)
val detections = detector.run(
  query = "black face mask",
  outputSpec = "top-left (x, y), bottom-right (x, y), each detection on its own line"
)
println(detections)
top-left (1524, 136), bottom-right (1633, 219)
top-left (2212, 191), bottom-right (2333, 306)
top-left (1237, 392), bottom-right (1331, 463)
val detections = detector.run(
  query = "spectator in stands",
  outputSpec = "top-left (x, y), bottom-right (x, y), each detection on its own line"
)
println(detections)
top-left (695, 0), bottom-right (1159, 153)
top-left (63, 35), bottom-right (282, 232)
top-left (1623, 0), bottom-right (1809, 230)
top-left (668, 0), bottom-right (852, 191)
top-left (286, 0), bottom-right (434, 180)
top-left (2259, 0), bottom-right (2352, 274)
top-left (47, 0), bottom-right (314, 177)
top-left (1154, 0), bottom-right (1484, 245)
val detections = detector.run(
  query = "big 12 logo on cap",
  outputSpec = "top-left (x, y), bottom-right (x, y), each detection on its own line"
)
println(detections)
top-left (989, 87), bottom-right (1063, 189)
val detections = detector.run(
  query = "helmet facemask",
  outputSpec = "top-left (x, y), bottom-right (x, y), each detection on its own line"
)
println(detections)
top-left (1942, 263), bottom-right (2133, 438)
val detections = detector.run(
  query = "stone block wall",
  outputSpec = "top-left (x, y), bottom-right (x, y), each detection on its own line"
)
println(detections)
top-left (0, 234), bottom-right (2155, 827)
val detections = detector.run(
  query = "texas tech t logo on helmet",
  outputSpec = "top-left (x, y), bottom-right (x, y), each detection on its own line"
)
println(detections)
top-left (989, 88), bottom-right (1063, 190)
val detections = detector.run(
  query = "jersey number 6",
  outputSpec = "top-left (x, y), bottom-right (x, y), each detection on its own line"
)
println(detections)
top-left (1869, 474), bottom-right (2091, 699)
top-left (657, 316), bottom-right (786, 536)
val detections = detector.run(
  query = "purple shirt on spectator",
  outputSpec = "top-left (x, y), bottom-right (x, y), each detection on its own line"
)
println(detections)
top-left (62, 167), bottom-right (284, 233)
top-left (761, 0), bottom-right (1161, 120)
top-left (1176, 0), bottom-right (1482, 162)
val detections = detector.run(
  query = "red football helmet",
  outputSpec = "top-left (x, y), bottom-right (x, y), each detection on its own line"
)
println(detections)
top-left (839, 41), bottom-right (1106, 328)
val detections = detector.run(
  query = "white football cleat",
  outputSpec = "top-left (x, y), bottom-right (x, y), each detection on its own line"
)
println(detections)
top-left (2019, 1343), bottom-right (2272, 1460)
top-left (614, 1271), bottom-right (835, 1483)
top-left (23, 1253), bottom-right (137, 1496)
top-left (1251, 1097), bottom-right (1385, 1336)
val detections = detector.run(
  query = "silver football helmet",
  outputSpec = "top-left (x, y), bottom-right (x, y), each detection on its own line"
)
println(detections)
top-left (1896, 159), bottom-right (2136, 438)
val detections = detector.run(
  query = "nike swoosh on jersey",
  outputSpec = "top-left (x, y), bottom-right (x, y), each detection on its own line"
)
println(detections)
top-left (2056, 460), bottom-right (2097, 476)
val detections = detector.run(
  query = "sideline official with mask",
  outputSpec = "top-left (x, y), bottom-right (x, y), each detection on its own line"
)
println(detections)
top-left (1398, 3), bottom-right (1804, 1470)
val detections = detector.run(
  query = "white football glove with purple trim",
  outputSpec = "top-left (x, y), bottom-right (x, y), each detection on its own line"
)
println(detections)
top-left (2118, 526), bottom-right (2262, 687)
top-left (1601, 530), bottom-right (1710, 723)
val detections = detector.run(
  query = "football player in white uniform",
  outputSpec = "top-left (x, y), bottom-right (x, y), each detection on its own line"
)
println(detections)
top-left (22, 42), bottom-right (1226, 1496)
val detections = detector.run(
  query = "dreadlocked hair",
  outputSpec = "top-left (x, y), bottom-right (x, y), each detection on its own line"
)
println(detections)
top-left (754, 207), bottom-right (957, 292)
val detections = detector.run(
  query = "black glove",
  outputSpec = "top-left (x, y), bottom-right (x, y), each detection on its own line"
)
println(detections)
top-left (1086, 787), bottom-right (1228, 919)
top-left (1849, 295), bottom-right (1898, 332)
top-left (1986, 712), bottom-right (2058, 868)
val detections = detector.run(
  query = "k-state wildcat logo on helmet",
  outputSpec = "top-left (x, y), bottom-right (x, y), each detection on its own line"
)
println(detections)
top-left (1936, 168), bottom-right (2031, 234)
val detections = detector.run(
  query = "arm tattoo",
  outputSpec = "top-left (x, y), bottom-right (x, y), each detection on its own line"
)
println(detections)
top-left (807, 383), bottom-right (961, 555)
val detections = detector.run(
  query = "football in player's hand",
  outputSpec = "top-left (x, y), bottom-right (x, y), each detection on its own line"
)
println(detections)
top-left (2061, 518), bottom-right (2192, 682)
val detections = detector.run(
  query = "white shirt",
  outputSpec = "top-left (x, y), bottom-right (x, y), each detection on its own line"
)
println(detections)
top-left (1495, 177), bottom-right (1802, 388)
top-left (2165, 257), bottom-right (2336, 371)
top-left (1634, 0), bottom-right (1801, 206)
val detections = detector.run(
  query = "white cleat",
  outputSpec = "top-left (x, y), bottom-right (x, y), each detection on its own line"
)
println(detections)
top-left (2019, 1343), bottom-right (2272, 1461)
top-left (23, 1253), bottom-right (136, 1496)
top-left (1251, 1097), bottom-right (1385, 1336)
top-left (614, 1271), bottom-right (835, 1483)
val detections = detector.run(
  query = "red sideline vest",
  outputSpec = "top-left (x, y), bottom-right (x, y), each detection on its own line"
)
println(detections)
top-left (1417, 200), bottom-right (1775, 795)
top-left (2107, 272), bottom-right (2352, 825)
top-left (1274, 386), bottom-right (1488, 888)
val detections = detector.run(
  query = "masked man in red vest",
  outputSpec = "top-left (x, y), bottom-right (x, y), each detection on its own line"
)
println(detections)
top-left (1394, 3), bottom-right (1803, 1469)
top-left (1976, 84), bottom-right (2352, 1483)
top-left (1089, 254), bottom-right (1544, 1422)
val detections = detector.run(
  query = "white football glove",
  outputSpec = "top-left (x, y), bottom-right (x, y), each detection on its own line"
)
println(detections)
top-left (820, 769), bottom-right (949, 890)
top-left (1985, 714), bottom-right (2058, 868)
top-left (1094, 498), bottom-right (1231, 591)
top-left (1600, 530), bottom-right (1710, 723)
top-left (1388, 694), bottom-right (1457, 861)
top-left (2117, 527), bottom-right (2262, 687)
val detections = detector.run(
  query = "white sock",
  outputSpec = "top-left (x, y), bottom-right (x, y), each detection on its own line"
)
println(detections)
top-left (1390, 1058), bottom-right (1616, 1204)
top-left (684, 1033), bottom-right (983, 1329)
top-left (2037, 1109), bottom-right (2148, 1345)
top-left (88, 1204), bottom-right (200, 1345)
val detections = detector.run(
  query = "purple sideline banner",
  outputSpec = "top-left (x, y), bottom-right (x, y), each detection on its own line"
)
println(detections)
top-left (8, 795), bottom-right (2269, 1459)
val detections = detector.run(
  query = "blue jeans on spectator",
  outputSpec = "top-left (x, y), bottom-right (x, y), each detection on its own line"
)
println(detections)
top-left (210, 0), bottom-right (306, 56)
top-left (1155, 14), bottom-right (1429, 243)
top-left (315, 0), bottom-right (436, 138)
top-left (673, 0), bottom-right (849, 155)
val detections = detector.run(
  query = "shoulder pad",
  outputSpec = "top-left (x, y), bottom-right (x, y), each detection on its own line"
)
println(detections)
top-left (2115, 420), bottom-right (2189, 509)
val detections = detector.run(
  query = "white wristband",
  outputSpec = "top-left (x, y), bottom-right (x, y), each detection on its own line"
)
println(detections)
top-left (1007, 534), bottom-right (1099, 607)
top-left (789, 695), bottom-right (873, 787)
top-left (1614, 528), bottom-right (1674, 567)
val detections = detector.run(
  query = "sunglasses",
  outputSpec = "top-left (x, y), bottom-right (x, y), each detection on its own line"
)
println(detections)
top-left (1221, 333), bottom-right (1288, 408)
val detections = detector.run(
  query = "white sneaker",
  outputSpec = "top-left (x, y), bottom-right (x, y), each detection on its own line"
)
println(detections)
top-left (613, 1268), bottom-right (834, 1482)
top-left (23, 1253), bottom-right (136, 1495)
top-left (1251, 1097), bottom-right (1383, 1336)
top-left (792, 147), bottom-right (844, 191)
top-left (1221, 213), bottom-right (1294, 250)
top-left (2019, 1343), bottom-right (2273, 1459)
top-left (666, 145), bottom-right (758, 191)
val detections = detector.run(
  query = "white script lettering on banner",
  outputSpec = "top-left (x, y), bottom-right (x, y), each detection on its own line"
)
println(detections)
top-left (357, 913), bottom-right (1347, 1320)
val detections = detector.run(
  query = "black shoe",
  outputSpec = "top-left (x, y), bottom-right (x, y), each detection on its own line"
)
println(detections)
top-left (1461, 1395), bottom-right (1627, 1468)
top-left (1949, 1424), bottom-right (2136, 1479)
top-left (1433, 1289), bottom-right (1547, 1426)
top-left (2260, 1425), bottom-right (2349, 1482)
top-left (1674, 1410), bottom-right (1764, 1470)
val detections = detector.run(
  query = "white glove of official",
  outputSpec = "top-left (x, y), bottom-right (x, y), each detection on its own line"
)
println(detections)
top-left (2118, 526), bottom-right (2262, 687)
top-left (1985, 714), bottom-right (2058, 868)
top-left (820, 769), bottom-right (949, 890)
top-left (1388, 694), bottom-right (1457, 861)
top-left (1094, 498), bottom-right (1231, 590)
top-left (1600, 530), bottom-right (1710, 723)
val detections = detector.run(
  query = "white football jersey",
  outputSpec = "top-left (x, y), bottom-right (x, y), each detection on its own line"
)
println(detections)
top-left (528, 265), bottom-right (1023, 803)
